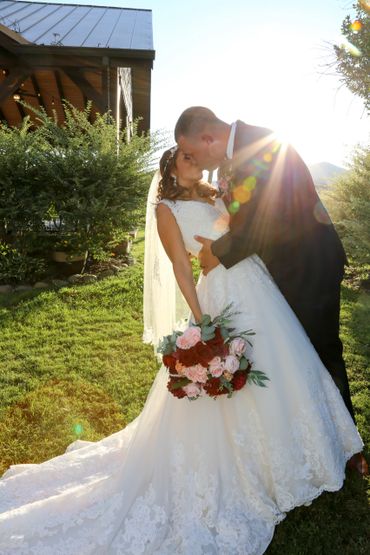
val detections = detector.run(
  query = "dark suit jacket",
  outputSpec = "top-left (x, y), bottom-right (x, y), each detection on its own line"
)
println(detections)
top-left (211, 121), bottom-right (347, 312)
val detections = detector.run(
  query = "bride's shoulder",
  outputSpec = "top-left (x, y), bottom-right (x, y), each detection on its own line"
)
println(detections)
top-left (157, 198), bottom-right (183, 215)
top-left (157, 198), bottom-right (173, 208)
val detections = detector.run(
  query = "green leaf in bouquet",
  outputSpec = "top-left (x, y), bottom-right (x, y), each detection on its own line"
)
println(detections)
top-left (201, 314), bottom-right (212, 326)
top-left (157, 331), bottom-right (179, 354)
top-left (170, 377), bottom-right (190, 389)
top-left (239, 357), bottom-right (250, 370)
top-left (220, 326), bottom-right (230, 339)
top-left (247, 370), bottom-right (270, 388)
top-left (213, 303), bottom-right (241, 327)
top-left (237, 329), bottom-right (255, 340)
top-left (220, 376), bottom-right (233, 394)
top-left (201, 325), bottom-right (216, 341)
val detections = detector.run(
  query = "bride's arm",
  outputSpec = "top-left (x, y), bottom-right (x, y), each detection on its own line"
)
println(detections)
top-left (156, 203), bottom-right (203, 323)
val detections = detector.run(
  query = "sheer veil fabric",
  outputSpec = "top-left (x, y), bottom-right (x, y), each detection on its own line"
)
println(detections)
top-left (143, 169), bottom-right (190, 352)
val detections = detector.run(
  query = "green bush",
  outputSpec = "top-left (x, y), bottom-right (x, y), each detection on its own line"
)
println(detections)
top-left (0, 241), bottom-right (46, 284)
top-left (0, 103), bottom-right (161, 282)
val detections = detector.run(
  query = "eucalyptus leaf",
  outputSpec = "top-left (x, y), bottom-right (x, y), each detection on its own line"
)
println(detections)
top-left (239, 357), bottom-right (249, 370)
top-left (170, 378), bottom-right (190, 389)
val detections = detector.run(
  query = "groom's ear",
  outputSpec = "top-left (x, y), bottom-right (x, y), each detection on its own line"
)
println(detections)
top-left (201, 134), bottom-right (214, 145)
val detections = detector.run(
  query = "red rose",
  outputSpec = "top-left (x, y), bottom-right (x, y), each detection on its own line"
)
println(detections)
top-left (169, 386), bottom-right (187, 399)
top-left (177, 346), bottom-right (199, 366)
top-left (207, 328), bottom-right (228, 357)
top-left (167, 378), bottom-right (187, 398)
top-left (208, 327), bottom-right (224, 346)
top-left (163, 354), bottom-right (177, 371)
top-left (203, 377), bottom-right (226, 397)
top-left (231, 370), bottom-right (248, 391)
top-left (194, 342), bottom-right (215, 366)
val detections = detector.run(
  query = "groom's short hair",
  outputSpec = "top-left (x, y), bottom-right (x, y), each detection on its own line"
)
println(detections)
top-left (174, 107), bottom-right (222, 140)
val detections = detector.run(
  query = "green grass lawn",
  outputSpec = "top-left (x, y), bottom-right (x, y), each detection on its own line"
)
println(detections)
top-left (0, 234), bottom-right (368, 554)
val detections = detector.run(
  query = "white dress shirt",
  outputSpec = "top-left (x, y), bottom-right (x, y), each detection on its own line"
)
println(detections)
top-left (226, 121), bottom-right (237, 160)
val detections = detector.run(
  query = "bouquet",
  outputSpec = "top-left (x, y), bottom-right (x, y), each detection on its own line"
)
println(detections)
top-left (158, 304), bottom-right (269, 400)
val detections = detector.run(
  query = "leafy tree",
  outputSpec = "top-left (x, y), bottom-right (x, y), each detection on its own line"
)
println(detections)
top-left (322, 145), bottom-right (370, 265)
top-left (333, 1), bottom-right (370, 112)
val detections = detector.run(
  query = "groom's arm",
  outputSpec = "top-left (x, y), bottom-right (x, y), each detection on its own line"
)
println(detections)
top-left (212, 144), bottom-right (318, 269)
top-left (211, 202), bottom-right (262, 269)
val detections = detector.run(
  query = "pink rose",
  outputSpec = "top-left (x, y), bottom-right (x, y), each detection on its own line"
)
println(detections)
top-left (223, 355), bottom-right (240, 374)
top-left (209, 356), bottom-right (224, 378)
top-left (176, 326), bottom-right (202, 349)
top-left (183, 383), bottom-right (201, 399)
top-left (229, 338), bottom-right (247, 357)
top-left (184, 363), bottom-right (208, 383)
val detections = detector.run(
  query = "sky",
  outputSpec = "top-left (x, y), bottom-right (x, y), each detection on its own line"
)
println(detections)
top-left (19, 0), bottom-right (369, 167)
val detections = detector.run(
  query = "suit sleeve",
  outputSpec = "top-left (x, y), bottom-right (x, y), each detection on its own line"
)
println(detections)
top-left (211, 144), bottom-right (318, 269)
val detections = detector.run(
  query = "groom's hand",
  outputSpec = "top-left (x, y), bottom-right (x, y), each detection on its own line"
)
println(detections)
top-left (194, 236), bottom-right (220, 275)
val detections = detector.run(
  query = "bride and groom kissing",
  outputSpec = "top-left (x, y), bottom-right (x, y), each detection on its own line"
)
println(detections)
top-left (0, 106), bottom-right (366, 555)
top-left (173, 105), bottom-right (367, 475)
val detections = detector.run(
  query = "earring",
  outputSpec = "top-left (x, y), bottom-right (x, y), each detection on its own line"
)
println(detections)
top-left (172, 175), bottom-right (177, 188)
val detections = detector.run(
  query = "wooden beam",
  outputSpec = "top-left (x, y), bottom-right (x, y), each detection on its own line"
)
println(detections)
top-left (0, 46), bottom-right (18, 66)
top-left (0, 25), bottom-right (31, 46)
top-left (30, 74), bottom-right (46, 111)
top-left (9, 44), bottom-right (155, 62)
top-left (131, 62), bottom-right (151, 133)
top-left (63, 68), bottom-right (105, 113)
top-left (1, 51), bottom-right (152, 71)
top-left (54, 69), bottom-right (66, 116)
top-left (0, 65), bottom-right (30, 105)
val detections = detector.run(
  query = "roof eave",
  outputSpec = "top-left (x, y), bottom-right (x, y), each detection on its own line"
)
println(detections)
top-left (9, 43), bottom-right (156, 61)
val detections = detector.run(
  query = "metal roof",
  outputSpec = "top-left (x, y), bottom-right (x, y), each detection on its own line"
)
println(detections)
top-left (0, 0), bottom-right (153, 50)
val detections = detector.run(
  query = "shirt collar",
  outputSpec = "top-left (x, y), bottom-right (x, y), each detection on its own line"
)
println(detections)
top-left (226, 121), bottom-right (237, 160)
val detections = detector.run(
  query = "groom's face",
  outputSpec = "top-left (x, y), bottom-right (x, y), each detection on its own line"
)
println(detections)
top-left (177, 134), bottom-right (224, 171)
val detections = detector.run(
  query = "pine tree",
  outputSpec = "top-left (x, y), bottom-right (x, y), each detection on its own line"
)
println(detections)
top-left (323, 145), bottom-right (370, 265)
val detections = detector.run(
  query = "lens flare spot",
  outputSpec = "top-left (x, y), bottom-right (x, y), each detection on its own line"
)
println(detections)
top-left (263, 152), bottom-right (273, 163)
top-left (74, 423), bottom-right (83, 435)
top-left (313, 202), bottom-right (332, 225)
top-left (242, 176), bottom-right (257, 191)
top-left (351, 20), bottom-right (363, 32)
top-left (233, 185), bottom-right (251, 204)
top-left (229, 200), bottom-right (240, 214)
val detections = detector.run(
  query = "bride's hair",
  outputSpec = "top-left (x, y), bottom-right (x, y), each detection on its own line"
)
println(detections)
top-left (157, 147), bottom-right (219, 202)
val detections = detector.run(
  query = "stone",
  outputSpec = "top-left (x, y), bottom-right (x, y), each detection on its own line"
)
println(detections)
top-left (110, 265), bottom-right (121, 274)
top-left (51, 279), bottom-right (69, 288)
top-left (97, 269), bottom-right (116, 279)
top-left (68, 273), bottom-right (97, 284)
top-left (80, 274), bottom-right (97, 283)
top-left (14, 285), bottom-right (33, 292)
top-left (33, 281), bottom-right (50, 289)
top-left (67, 274), bottom-right (82, 284)
top-left (0, 285), bottom-right (13, 294)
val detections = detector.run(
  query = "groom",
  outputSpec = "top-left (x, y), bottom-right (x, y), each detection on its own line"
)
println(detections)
top-left (175, 106), bottom-right (367, 475)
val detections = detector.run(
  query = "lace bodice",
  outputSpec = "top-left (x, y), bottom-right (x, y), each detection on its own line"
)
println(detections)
top-left (159, 198), bottom-right (230, 256)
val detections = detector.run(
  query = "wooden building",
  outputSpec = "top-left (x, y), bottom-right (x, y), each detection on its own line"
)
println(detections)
top-left (0, 0), bottom-right (155, 135)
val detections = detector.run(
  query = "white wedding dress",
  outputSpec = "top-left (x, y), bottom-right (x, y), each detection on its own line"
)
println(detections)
top-left (0, 197), bottom-right (363, 555)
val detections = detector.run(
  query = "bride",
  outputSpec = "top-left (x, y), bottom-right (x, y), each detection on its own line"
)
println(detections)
top-left (0, 147), bottom-right (364, 554)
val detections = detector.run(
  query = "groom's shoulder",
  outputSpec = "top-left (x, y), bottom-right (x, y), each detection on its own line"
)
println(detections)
top-left (235, 120), bottom-right (274, 145)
